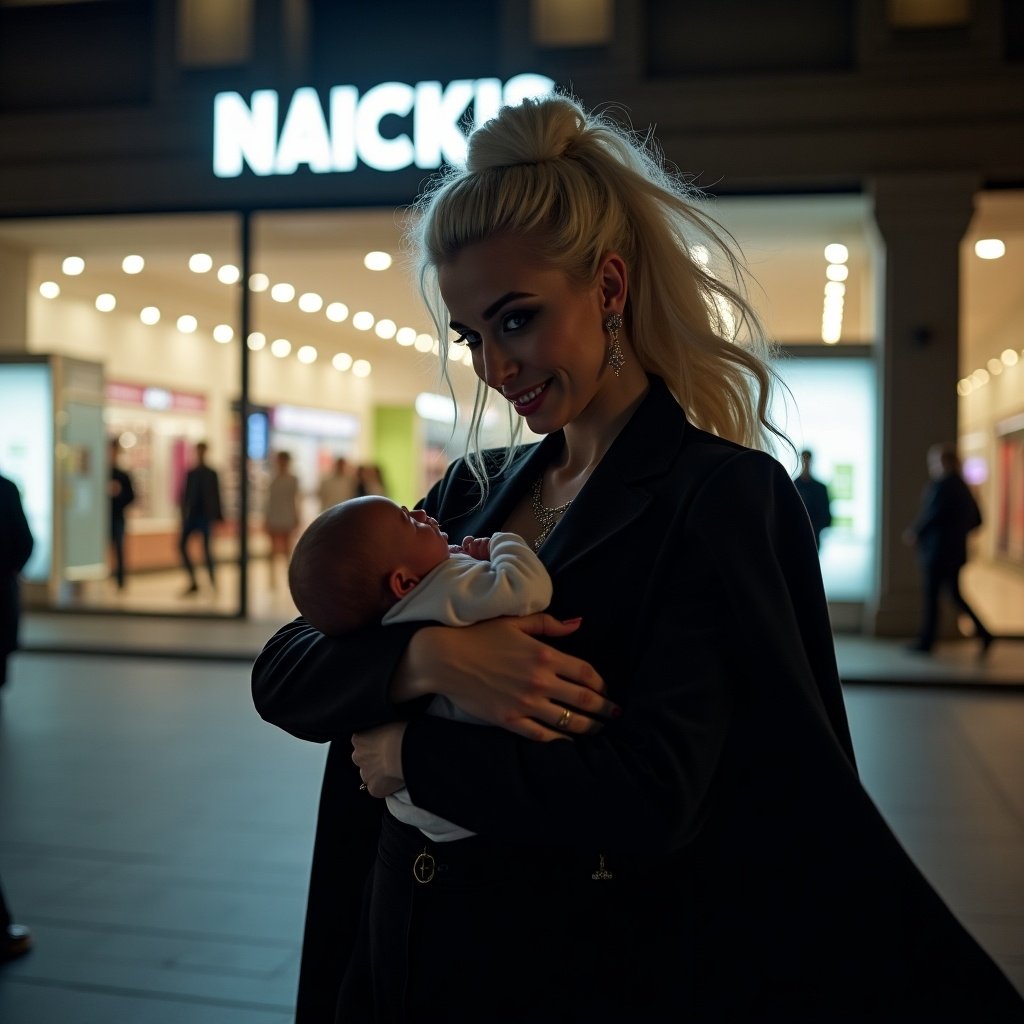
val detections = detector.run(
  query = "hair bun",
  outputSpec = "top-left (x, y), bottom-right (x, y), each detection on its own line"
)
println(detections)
top-left (466, 95), bottom-right (584, 172)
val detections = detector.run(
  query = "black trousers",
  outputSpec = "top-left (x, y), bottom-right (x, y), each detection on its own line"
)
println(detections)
top-left (917, 561), bottom-right (990, 650)
top-left (179, 516), bottom-right (215, 584)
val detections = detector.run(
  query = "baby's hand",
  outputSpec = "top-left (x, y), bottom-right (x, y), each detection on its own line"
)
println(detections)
top-left (459, 536), bottom-right (491, 560)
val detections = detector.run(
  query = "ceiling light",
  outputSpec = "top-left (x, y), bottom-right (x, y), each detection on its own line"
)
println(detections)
top-left (974, 238), bottom-right (1005, 260)
top-left (95, 293), bottom-right (116, 312)
top-left (987, 358), bottom-right (1003, 376)
top-left (363, 251), bottom-right (392, 271)
top-left (825, 264), bottom-right (848, 282)
top-left (122, 255), bottom-right (145, 274)
top-left (271, 338), bottom-right (292, 358)
top-left (218, 264), bottom-right (241, 284)
top-left (298, 292), bottom-right (323, 313)
top-left (414, 333), bottom-right (434, 352)
top-left (462, 348), bottom-right (475, 365)
top-left (352, 359), bottom-right (372, 377)
top-left (189, 253), bottom-right (213, 273)
top-left (956, 379), bottom-right (972, 396)
top-left (1002, 348), bottom-right (1019, 367)
top-left (823, 243), bottom-right (848, 264)
top-left (396, 327), bottom-right (417, 346)
top-left (271, 282), bottom-right (295, 302)
top-left (39, 281), bottom-right (60, 299)
top-left (249, 273), bottom-right (269, 292)
top-left (177, 315), bottom-right (198, 333)
top-left (247, 331), bottom-right (266, 350)
top-left (140, 306), bottom-right (160, 325)
top-left (326, 302), bottom-right (349, 322)
top-left (972, 368), bottom-right (989, 386)
top-left (824, 281), bottom-right (846, 298)
top-left (297, 345), bottom-right (318, 364)
top-left (213, 324), bottom-right (234, 344)
top-left (352, 311), bottom-right (375, 330)
top-left (375, 318), bottom-right (397, 339)
top-left (333, 352), bottom-right (353, 371)
top-left (62, 256), bottom-right (85, 275)
top-left (447, 343), bottom-right (465, 362)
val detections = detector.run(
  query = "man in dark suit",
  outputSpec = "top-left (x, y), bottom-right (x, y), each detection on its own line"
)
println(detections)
top-left (0, 468), bottom-right (33, 692)
top-left (179, 441), bottom-right (223, 595)
top-left (904, 443), bottom-right (993, 654)
top-left (793, 448), bottom-right (832, 551)
top-left (108, 437), bottom-right (135, 590)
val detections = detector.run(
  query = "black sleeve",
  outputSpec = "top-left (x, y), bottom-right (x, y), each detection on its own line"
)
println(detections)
top-left (250, 464), bottom-right (465, 741)
top-left (401, 452), bottom-right (851, 852)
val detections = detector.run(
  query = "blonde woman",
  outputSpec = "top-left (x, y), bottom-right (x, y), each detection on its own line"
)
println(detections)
top-left (253, 96), bottom-right (1022, 1022)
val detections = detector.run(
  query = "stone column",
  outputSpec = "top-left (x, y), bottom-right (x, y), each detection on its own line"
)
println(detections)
top-left (866, 172), bottom-right (977, 636)
top-left (0, 240), bottom-right (29, 353)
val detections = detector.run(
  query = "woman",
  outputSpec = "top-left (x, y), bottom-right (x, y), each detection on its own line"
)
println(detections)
top-left (252, 96), bottom-right (1022, 1022)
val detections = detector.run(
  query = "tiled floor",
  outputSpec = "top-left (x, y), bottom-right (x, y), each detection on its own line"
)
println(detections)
top-left (0, 647), bottom-right (1021, 1020)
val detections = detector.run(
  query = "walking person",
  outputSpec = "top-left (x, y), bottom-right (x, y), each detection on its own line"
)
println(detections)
top-left (904, 442), bottom-right (993, 654)
top-left (252, 95), bottom-right (1022, 1022)
top-left (108, 436), bottom-right (135, 590)
top-left (0, 468), bottom-right (33, 692)
top-left (265, 450), bottom-right (300, 590)
top-left (179, 441), bottom-right (223, 595)
top-left (793, 447), bottom-right (832, 551)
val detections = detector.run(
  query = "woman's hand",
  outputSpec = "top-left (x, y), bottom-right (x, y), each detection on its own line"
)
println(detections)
top-left (392, 615), bottom-right (618, 742)
top-left (352, 722), bottom-right (407, 797)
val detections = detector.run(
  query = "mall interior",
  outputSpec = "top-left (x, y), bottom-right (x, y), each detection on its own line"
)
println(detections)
top-left (0, 1), bottom-right (1022, 1020)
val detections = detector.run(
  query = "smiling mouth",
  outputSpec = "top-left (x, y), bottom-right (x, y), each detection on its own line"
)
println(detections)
top-left (508, 380), bottom-right (550, 410)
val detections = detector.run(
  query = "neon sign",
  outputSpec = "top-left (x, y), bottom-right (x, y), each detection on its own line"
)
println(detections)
top-left (213, 74), bottom-right (555, 178)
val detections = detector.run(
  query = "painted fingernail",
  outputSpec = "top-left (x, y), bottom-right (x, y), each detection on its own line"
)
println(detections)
top-left (562, 617), bottom-right (582, 625)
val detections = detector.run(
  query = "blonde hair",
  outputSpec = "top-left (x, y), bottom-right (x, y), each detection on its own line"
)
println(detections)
top-left (410, 93), bottom-right (784, 491)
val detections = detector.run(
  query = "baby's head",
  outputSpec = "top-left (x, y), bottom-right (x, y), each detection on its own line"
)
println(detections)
top-left (288, 496), bottom-right (450, 635)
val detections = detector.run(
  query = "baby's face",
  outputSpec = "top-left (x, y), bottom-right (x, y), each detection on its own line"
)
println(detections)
top-left (383, 502), bottom-right (451, 578)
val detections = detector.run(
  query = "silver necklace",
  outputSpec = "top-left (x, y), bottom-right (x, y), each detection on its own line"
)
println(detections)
top-left (531, 477), bottom-right (573, 551)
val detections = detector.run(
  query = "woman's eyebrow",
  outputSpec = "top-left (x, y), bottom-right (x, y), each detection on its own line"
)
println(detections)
top-left (449, 291), bottom-right (537, 331)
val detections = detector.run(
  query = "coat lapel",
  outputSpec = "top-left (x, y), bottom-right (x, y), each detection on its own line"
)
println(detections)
top-left (540, 377), bottom-right (688, 573)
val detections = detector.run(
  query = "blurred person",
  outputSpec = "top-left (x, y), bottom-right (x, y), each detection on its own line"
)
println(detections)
top-left (179, 441), bottom-right (223, 596)
top-left (108, 436), bottom-right (135, 590)
top-left (903, 443), bottom-right (993, 654)
top-left (265, 450), bottom-right (300, 589)
top-left (355, 463), bottom-right (387, 497)
top-left (793, 448), bottom-right (832, 551)
top-left (0, 468), bottom-right (33, 692)
top-left (318, 456), bottom-right (356, 511)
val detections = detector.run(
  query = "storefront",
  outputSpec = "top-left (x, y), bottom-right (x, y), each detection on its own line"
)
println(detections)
top-left (0, 1), bottom-right (1021, 632)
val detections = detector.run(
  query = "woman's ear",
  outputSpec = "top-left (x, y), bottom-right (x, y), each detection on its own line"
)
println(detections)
top-left (388, 568), bottom-right (419, 600)
top-left (597, 251), bottom-right (628, 317)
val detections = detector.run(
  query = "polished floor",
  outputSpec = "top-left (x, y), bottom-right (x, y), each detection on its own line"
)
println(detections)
top-left (0, 639), bottom-right (1022, 1020)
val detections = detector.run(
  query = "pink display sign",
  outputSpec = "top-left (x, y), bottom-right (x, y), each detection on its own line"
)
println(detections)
top-left (107, 381), bottom-right (207, 413)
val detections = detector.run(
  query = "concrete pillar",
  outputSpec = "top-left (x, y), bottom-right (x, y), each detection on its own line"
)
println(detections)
top-left (866, 172), bottom-right (978, 636)
top-left (0, 241), bottom-right (29, 353)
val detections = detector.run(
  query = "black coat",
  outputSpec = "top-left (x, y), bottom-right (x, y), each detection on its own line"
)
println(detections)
top-left (180, 464), bottom-right (222, 522)
top-left (913, 472), bottom-right (982, 570)
top-left (252, 378), bottom-right (1022, 1022)
top-left (0, 473), bottom-right (34, 656)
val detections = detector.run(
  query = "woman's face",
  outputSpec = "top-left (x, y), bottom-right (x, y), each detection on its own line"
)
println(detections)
top-left (438, 234), bottom-right (623, 436)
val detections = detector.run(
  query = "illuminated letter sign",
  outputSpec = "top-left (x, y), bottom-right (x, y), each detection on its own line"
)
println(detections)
top-left (213, 74), bottom-right (554, 178)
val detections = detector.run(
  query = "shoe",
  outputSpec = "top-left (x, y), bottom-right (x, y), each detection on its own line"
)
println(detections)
top-left (181, 582), bottom-right (200, 596)
top-left (1, 923), bottom-right (32, 962)
top-left (979, 632), bottom-right (995, 657)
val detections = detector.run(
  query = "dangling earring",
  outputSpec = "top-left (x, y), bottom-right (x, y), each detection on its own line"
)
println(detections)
top-left (604, 312), bottom-right (624, 377)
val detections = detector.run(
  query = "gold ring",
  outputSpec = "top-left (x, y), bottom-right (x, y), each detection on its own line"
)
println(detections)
top-left (557, 707), bottom-right (573, 730)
